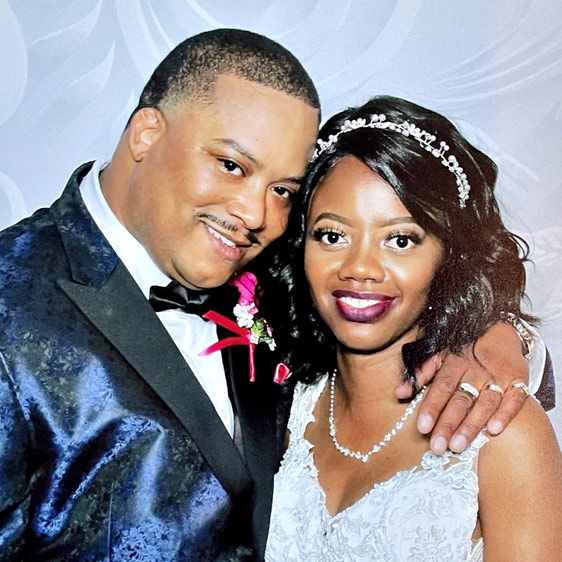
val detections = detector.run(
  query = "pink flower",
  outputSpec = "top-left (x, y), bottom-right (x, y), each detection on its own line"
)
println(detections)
top-left (211, 269), bottom-right (280, 383)
top-left (229, 271), bottom-right (259, 307)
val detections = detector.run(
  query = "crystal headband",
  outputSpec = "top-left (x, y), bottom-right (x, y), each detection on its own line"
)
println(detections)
top-left (313, 114), bottom-right (471, 208)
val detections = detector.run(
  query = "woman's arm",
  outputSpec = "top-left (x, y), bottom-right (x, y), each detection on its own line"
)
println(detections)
top-left (478, 397), bottom-right (562, 561)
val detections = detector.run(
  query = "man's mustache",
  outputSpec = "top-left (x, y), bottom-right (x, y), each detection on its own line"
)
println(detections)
top-left (196, 212), bottom-right (260, 245)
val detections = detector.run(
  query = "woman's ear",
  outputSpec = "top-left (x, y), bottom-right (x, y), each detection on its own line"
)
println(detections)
top-left (127, 107), bottom-right (165, 162)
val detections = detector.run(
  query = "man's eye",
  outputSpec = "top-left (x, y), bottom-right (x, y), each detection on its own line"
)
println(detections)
top-left (219, 159), bottom-right (243, 176)
top-left (272, 185), bottom-right (294, 200)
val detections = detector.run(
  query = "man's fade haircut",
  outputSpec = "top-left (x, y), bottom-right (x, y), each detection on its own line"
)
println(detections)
top-left (130, 28), bottom-right (320, 120)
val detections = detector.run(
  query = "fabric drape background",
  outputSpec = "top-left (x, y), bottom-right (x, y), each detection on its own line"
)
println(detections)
top-left (1, 0), bottom-right (560, 440)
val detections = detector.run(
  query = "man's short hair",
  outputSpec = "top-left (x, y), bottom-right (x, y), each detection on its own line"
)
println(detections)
top-left (131, 28), bottom-right (320, 118)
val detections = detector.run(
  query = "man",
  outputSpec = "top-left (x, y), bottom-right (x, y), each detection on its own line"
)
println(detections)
top-left (0, 29), bottom-right (548, 561)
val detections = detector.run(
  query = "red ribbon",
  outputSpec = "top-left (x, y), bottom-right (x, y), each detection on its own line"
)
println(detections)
top-left (198, 311), bottom-right (257, 381)
top-left (273, 362), bottom-right (292, 384)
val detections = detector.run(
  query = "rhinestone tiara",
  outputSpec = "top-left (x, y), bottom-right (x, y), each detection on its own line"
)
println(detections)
top-left (313, 114), bottom-right (471, 208)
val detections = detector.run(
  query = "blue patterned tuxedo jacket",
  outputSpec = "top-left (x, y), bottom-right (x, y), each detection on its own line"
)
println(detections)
top-left (0, 163), bottom-right (281, 561)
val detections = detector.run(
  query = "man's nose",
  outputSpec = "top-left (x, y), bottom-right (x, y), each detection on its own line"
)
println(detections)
top-left (226, 184), bottom-right (267, 231)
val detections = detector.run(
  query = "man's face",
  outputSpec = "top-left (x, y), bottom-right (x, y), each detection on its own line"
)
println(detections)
top-left (118, 74), bottom-right (319, 289)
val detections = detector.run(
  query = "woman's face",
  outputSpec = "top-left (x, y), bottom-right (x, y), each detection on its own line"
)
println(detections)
top-left (304, 155), bottom-right (444, 353)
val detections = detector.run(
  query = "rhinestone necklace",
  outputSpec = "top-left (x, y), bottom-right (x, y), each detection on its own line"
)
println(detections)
top-left (329, 370), bottom-right (427, 463)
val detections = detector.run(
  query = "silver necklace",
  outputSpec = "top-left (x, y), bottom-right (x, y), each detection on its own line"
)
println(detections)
top-left (329, 370), bottom-right (427, 463)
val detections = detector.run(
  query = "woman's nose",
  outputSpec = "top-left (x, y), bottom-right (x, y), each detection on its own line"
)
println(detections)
top-left (338, 243), bottom-right (384, 282)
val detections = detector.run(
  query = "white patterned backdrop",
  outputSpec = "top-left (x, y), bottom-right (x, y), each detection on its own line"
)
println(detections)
top-left (1, 0), bottom-right (561, 438)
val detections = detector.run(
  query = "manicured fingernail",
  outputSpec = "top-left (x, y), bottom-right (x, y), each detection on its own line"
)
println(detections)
top-left (417, 414), bottom-right (433, 433)
top-left (431, 436), bottom-right (447, 455)
top-left (449, 435), bottom-right (467, 452)
top-left (487, 420), bottom-right (501, 434)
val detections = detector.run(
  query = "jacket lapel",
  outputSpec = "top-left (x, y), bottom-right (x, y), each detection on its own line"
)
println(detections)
top-left (221, 336), bottom-right (279, 557)
top-left (52, 165), bottom-right (253, 502)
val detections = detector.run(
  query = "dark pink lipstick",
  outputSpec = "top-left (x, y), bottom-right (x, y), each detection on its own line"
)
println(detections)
top-left (333, 290), bottom-right (394, 323)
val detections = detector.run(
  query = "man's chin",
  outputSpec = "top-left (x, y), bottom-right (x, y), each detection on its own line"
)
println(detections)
top-left (172, 269), bottom-right (236, 291)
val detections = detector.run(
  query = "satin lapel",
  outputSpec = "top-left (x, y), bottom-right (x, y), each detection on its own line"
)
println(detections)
top-left (220, 333), bottom-right (279, 557)
top-left (58, 260), bottom-right (253, 502)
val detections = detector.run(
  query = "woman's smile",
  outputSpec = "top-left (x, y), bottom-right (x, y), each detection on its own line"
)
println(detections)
top-left (333, 290), bottom-right (395, 323)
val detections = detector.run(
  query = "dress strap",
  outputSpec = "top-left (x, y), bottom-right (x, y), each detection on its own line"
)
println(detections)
top-left (421, 429), bottom-right (489, 472)
top-left (287, 375), bottom-right (329, 438)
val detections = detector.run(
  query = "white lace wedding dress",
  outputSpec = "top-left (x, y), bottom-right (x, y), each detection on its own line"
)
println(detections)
top-left (265, 375), bottom-right (487, 561)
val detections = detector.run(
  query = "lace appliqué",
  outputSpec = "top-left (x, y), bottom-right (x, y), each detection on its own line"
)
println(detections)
top-left (266, 376), bottom-right (488, 562)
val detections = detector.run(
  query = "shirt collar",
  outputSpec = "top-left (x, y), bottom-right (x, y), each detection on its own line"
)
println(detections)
top-left (79, 159), bottom-right (170, 298)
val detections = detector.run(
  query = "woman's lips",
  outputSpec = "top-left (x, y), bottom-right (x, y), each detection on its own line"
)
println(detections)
top-left (333, 290), bottom-right (395, 323)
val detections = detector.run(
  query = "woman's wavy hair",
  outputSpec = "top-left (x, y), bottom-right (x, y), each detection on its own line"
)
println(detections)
top-left (253, 95), bottom-right (533, 386)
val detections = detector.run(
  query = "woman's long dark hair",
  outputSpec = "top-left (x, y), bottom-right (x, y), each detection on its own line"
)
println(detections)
top-left (253, 95), bottom-right (533, 386)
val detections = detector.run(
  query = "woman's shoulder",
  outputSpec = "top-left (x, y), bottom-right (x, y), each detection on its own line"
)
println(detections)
top-left (478, 395), bottom-right (562, 512)
top-left (481, 397), bottom-right (560, 469)
top-left (477, 395), bottom-right (562, 559)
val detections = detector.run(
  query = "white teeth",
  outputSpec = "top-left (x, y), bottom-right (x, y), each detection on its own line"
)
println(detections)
top-left (206, 225), bottom-right (237, 248)
top-left (339, 296), bottom-right (381, 309)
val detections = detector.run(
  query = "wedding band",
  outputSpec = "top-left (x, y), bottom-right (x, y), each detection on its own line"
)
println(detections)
top-left (511, 381), bottom-right (530, 397)
top-left (486, 383), bottom-right (504, 396)
top-left (458, 382), bottom-right (480, 401)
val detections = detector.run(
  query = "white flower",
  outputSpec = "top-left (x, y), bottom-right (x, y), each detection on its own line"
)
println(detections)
top-left (233, 303), bottom-right (255, 329)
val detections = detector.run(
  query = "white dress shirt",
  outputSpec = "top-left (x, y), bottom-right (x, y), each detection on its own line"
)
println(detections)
top-left (80, 160), bottom-right (235, 436)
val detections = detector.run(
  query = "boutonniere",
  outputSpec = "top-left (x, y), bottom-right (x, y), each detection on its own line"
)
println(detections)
top-left (198, 271), bottom-right (291, 384)
top-left (231, 271), bottom-right (276, 351)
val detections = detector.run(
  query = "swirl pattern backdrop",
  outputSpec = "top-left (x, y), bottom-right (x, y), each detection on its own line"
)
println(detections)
top-left (1, 0), bottom-right (561, 438)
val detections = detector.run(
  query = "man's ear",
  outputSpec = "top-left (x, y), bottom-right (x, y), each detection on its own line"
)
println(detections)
top-left (127, 107), bottom-right (165, 162)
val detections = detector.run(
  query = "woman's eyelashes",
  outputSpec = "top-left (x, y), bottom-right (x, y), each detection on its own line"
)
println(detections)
top-left (310, 225), bottom-right (424, 250)
top-left (385, 230), bottom-right (423, 250)
top-left (311, 227), bottom-right (348, 246)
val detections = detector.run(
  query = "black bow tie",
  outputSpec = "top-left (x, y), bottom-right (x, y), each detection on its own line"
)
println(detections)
top-left (149, 280), bottom-right (239, 318)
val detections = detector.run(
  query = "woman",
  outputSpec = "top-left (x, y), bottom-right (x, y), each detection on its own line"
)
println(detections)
top-left (264, 96), bottom-right (562, 560)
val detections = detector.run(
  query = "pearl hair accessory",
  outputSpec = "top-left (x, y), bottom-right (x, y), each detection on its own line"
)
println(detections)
top-left (313, 114), bottom-right (471, 208)
top-left (329, 370), bottom-right (427, 463)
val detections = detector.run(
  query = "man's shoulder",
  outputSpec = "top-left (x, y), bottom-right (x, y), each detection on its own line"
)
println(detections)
top-left (0, 161), bottom-right (94, 256)
top-left (0, 204), bottom-right (63, 279)
top-left (0, 204), bottom-right (55, 240)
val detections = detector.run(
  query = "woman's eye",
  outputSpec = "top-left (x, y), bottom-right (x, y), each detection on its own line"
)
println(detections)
top-left (312, 229), bottom-right (346, 245)
top-left (219, 159), bottom-right (243, 176)
top-left (324, 232), bottom-right (342, 244)
top-left (387, 234), bottom-right (415, 250)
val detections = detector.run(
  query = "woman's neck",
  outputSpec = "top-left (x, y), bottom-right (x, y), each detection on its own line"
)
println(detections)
top-left (335, 334), bottom-right (415, 411)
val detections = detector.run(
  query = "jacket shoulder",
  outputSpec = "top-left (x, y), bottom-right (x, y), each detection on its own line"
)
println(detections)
top-left (0, 205), bottom-right (69, 320)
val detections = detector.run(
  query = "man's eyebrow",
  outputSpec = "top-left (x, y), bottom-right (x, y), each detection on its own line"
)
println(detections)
top-left (213, 138), bottom-right (259, 165)
top-left (213, 138), bottom-right (304, 185)
top-left (283, 176), bottom-right (305, 186)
